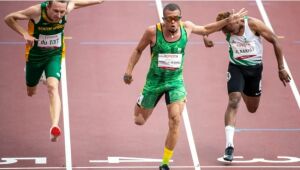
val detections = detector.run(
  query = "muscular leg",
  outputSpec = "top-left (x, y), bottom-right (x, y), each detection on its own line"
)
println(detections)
top-left (47, 77), bottom-right (61, 127)
top-left (159, 100), bottom-right (184, 167)
top-left (165, 101), bottom-right (184, 150)
top-left (225, 92), bottom-right (242, 126)
top-left (224, 92), bottom-right (242, 149)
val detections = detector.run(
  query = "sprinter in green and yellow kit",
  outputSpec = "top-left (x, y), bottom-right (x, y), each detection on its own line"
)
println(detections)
top-left (25, 1), bottom-right (66, 87)
top-left (4, 0), bottom-right (103, 142)
top-left (123, 3), bottom-right (247, 170)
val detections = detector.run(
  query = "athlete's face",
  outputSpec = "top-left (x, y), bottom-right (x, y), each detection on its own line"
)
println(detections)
top-left (163, 9), bottom-right (181, 34)
top-left (47, 1), bottom-right (67, 22)
top-left (225, 19), bottom-right (242, 34)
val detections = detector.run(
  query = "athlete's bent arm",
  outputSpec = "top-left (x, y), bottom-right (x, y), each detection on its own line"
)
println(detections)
top-left (250, 18), bottom-right (291, 85)
top-left (203, 35), bottom-right (214, 48)
top-left (4, 5), bottom-right (40, 46)
top-left (124, 27), bottom-right (153, 84)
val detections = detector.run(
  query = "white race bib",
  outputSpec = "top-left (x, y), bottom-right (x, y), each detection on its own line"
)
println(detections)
top-left (38, 33), bottom-right (62, 48)
top-left (231, 41), bottom-right (257, 60)
top-left (158, 53), bottom-right (182, 70)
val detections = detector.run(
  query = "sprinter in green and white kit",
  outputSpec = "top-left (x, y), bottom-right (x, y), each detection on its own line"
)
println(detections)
top-left (4, 0), bottom-right (103, 142)
top-left (204, 13), bottom-right (291, 163)
top-left (124, 3), bottom-right (247, 170)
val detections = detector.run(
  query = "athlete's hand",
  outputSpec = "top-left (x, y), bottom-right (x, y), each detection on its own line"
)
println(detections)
top-left (123, 73), bottom-right (133, 84)
top-left (228, 8), bottom-right (248, 25)
top-left (23, 33), bottom-right (37, 47)
top-left (279, 69), bottom-right (291, 86)
top-left (203, 35), bottom-right (214, 48)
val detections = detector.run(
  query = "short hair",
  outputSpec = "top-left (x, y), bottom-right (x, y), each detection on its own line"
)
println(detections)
top-left (48, 0), bottom-right (69, 7)
top-left (163, 3), bottom-right (181, 16)
top-left (216, 11), bottom-right (232, 33)
top-left (216, 11), bottom-right (231, 21)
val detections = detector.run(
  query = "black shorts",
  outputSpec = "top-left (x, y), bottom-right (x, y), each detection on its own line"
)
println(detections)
top-left (227, 62), bottom-right (263, 97)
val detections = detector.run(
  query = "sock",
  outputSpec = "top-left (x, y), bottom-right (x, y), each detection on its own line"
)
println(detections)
top-left (225, 125), bottom-right (235, 148)
top-left (162, 147), bottom-right (173, 165)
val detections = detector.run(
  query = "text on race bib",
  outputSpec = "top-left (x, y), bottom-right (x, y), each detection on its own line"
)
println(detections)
top-left (158, 53), bottom-right (182, 70)
top-left (231, 41), bottom-right (257, 60)
top-left (38, 33), bottom-right (62, 48)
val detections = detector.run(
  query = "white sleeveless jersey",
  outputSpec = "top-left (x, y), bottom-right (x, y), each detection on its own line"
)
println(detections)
top-left (226, 16), bottom-right (263, 66)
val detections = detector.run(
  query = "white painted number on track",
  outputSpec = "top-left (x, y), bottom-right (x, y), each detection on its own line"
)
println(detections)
top-left (218, 156), bottom-right (300, 163)
top-left (0, 157), bottom-right (46, 165)
top-left (90, 157), bottom-right (173, 164)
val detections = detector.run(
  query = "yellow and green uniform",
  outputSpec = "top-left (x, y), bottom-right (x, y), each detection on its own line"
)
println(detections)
top-left (137, 23), bottom-right (188, 109)
top-left (25, 1), bottom-right (66, 86)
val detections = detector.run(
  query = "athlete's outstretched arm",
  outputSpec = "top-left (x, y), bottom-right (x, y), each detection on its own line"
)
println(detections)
top-left (250, 18), bottom-right (291, 86)
top-left (68, 0), bottom-right (103, 11)
top-left (4, 5), bottom-right (40, 46)
top-left (190, 8), bottom-right (247, 36)
top-left (124, 26), bottom-right (154, 85)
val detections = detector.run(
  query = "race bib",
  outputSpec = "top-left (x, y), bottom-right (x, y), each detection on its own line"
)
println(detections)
top-left (158, 53), bottom-right (182, 70)
top-left (38, 33), bottom-right (62, 48)
top-left (231, 41), bottom-right (257, 60)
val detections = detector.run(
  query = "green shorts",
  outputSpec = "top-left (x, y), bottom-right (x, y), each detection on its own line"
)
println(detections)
top-left (137, 80), bottom-right (187, 109)
top-left (26, 55), bottom-right (62, 87)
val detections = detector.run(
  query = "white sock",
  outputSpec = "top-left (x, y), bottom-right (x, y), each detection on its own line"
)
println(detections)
top-left (225, 125), bottom-right (235, 148)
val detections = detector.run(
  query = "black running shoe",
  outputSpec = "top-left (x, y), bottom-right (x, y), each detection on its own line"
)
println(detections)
top-left (159, 164), bottom-right (170, 170)
top-left (223, 146), bottom-right (234, 162)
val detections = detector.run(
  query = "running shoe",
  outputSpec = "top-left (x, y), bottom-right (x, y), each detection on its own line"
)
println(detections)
top-left (159, 164), bottom-right (170, 170)
top-left (223, 146), bottom-right (234, 162)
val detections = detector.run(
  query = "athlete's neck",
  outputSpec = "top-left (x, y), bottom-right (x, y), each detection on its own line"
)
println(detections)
top-left (166, 29), bottom-right (179, 39)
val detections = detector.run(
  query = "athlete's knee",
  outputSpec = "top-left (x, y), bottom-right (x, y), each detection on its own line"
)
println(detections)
top-left (228, 97), bottom-right (241, 109)
top-left (47, 83), bottom-right (59, 96)
top-left (169, 113), bottom-right (181, 131)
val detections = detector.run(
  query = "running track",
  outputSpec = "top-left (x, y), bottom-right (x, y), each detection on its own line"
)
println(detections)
top-left (0, 1), bottom-right (299, 170)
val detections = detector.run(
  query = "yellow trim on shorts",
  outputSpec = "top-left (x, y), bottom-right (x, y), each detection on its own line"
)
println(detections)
top-left (25, 20), bottom-right (34, 62)
top-left (62, 38), bottom-right (66, 59)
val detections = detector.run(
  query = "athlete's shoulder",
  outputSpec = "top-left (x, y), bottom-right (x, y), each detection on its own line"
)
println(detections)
top-left (145, 25), bottom-right (157, 35)
top-left (182, 20), bottom-right (195, 31)
top-left (22, 4), bottom-right (41, 20)
top-left (182, 20), bottom-right (194, 27)
top-left (247, 17), bottom-right (265, 32)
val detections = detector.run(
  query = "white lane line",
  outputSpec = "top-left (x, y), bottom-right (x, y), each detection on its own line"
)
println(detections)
top-left (1, 165), bottom-right (300, 169)
top-left (256, 0), bottom-right (300, 110)
top-left (182, 106), bottom-right (201, 170)
top-left (61, 58), bottom-right (73, 170)
top-left (236, 128), bottom-right (300, 132)
top-left (154, 1), bottom-right (201, 170)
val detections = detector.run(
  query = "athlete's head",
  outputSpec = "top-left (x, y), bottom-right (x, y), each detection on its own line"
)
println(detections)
top-left (162, 3), bottom-right (182, 34)
top-left (46, 0), bottom-right (69, 22)
top-left (216, 11), bottom-right (242, 34)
